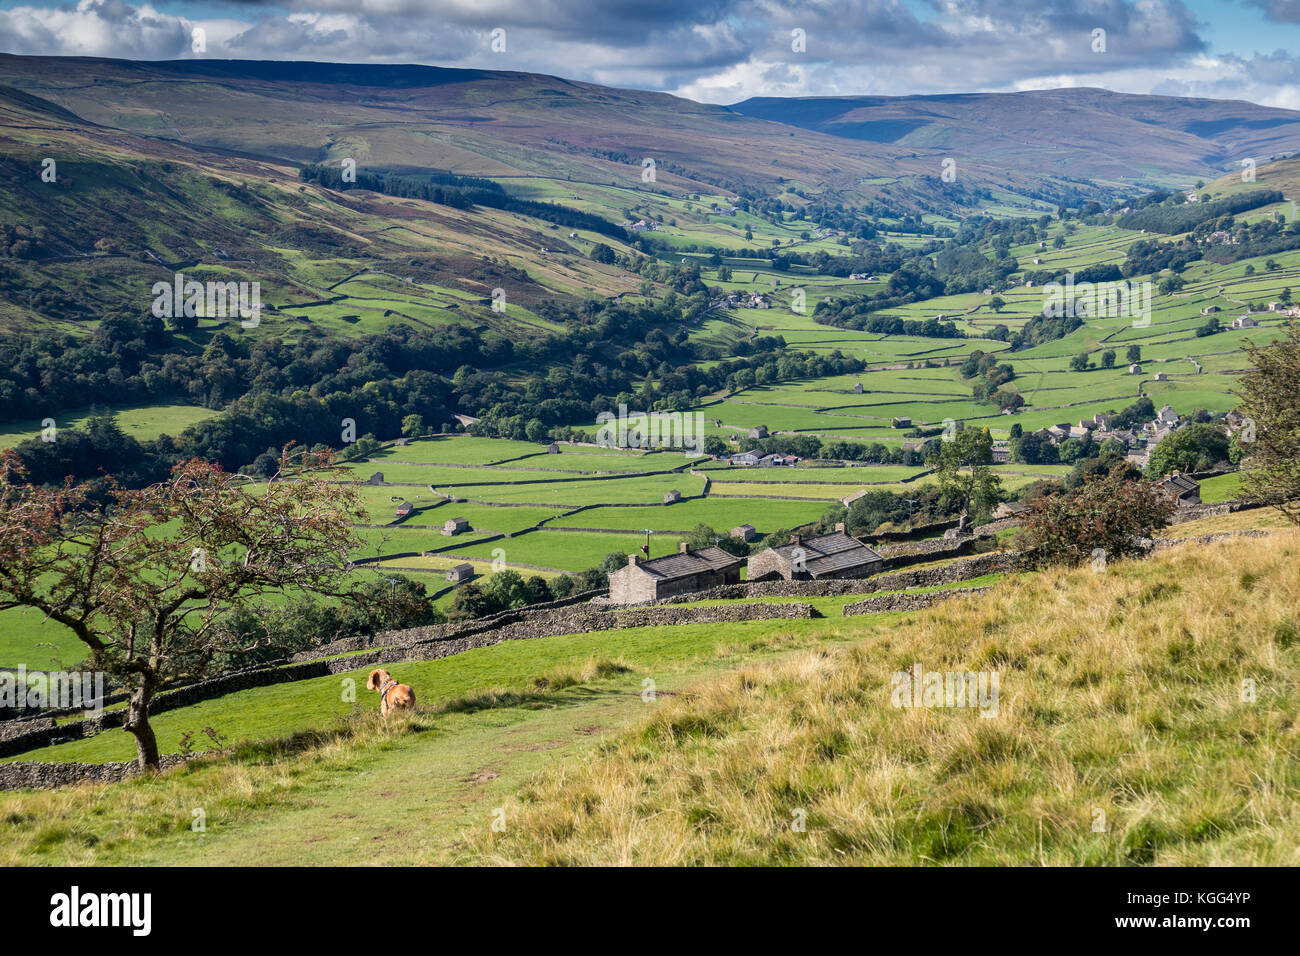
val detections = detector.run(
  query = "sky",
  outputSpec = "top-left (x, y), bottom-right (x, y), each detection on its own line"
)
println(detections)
top-left (1, 0), bottom-right (1300, 108)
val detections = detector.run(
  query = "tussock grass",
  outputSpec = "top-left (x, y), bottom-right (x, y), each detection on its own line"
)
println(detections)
top-left (473, 531), bottom-right (1300, 865)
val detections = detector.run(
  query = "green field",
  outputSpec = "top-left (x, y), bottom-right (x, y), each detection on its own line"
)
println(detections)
top-left (0, 403), bottom-right (218, 450)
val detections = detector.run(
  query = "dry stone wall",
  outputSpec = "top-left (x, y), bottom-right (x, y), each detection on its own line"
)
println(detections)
top-left (877, 534), bottom-right (984, 567)
top-left (0, 754), bottom-right (190, 791)
top-left (0, 595), bottom-right (816, 765)
top-left (842, 587), bottom-right (991, 617)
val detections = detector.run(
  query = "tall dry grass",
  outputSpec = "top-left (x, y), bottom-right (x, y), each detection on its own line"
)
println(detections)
top-left (474, 531), bottom-right (1300, 865)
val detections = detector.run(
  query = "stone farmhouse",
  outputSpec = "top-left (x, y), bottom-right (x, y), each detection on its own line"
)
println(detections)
top-left (607, 543), bottom-right (744, 604)
top-left (755, 453), bottom-right (799, 467)
top-left (731, 524), bottom-right (756, 542)
top-left (747, 525), bottom-right (884, 581)
top-left (1157, 473), bottom-right (1201, 507)
top-left (394, 501), bottom-right (414, 518)
top-left (442, 516), bottom-right (471, 535)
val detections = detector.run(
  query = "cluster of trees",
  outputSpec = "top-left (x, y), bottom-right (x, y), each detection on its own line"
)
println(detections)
top-left (1196, 315), bottom-right (1223, 337)
top-left (299, 164), bottom-right (629, 241)
top-left (1009, 311), bottom-right (1085, 350)
top-left (707, 432), bottom-right (930, 466)
top-left (1121, 237), bottom-right (1202, 277)
top-left (1107, 393), bottom-right (1152, 430)
top-left (960, 350), bottom-right (1020, 408)
top-left (0, 223), bottom-right (47, 260)
top-left (814, 486), bottom-right (956, 536)
top-left (447, 568), bottom-right (577, 620)
top-left (1146, 423), bottom-right (1232, 475)
top-left (815, 308), bottom-right (965, 339)
top-left (1123, 217), bottom-right (1300, 277)
top-left (3, 295), bottom-right (834, 484)
top-left (1012, 427), bottom-right (1131, 476)
top-left (1117, 189), bottom-right (1282, 234)
top-left (0, 313), bottom-right (173, 421)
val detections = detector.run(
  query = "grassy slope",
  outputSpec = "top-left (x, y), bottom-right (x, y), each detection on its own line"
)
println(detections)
top-left (1, 528), bottom-right (1296, 865)
top-left (476, 529), bottom-right (1300, 865)
top-left (0, 620), bottom-right (874, 863)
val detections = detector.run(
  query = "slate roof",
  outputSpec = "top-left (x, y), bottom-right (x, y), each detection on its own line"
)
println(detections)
top-left (768, 531), bottom-right (883, 578)
top-left (1158, 474), bottom-right (1200, 497)
top-left (636, 546), bottom-right (742, 581)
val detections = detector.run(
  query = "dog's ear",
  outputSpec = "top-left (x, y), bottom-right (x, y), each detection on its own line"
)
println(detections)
top-left (366, 670), bottom-right (380, 691)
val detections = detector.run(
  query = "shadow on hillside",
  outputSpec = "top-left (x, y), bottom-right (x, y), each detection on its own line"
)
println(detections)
top-left (434, 681), bottom-right (629, 717)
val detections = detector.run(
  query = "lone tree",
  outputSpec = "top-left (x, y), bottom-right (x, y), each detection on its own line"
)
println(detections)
top-left (927, 426), bottom-right (1002, 529)
top-left (1023, 466), bottom-right (1174, 567)
top-left (1238, 321), bottom-right (1300, 524)
top-left (0, 448), bottom-right (364, 769)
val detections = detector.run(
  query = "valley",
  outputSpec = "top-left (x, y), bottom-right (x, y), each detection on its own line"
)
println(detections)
top-left (0, 50), bottom-right (1297, 873)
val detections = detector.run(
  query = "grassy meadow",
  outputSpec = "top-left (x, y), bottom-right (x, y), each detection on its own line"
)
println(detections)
top-left (1, 529), bottom-right (1294, 865)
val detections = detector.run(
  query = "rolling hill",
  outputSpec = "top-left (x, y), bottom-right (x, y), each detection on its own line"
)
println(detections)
top-left (0, 78), bottom-right (644, 336)
top-left (0, 54), bottom-right (1110, 217)
top-left (733, 88), bottom-right (1300, 188)
top-left (0, 55), bottom-right (922, 197)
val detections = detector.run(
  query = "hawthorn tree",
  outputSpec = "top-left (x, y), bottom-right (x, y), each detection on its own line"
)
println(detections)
top-left (1238, 321), bottom-right (1300, 524)
top-left (0, 448), bottom-right (364, 769)
top-left (1023, 465), bottom-right (1175, 567)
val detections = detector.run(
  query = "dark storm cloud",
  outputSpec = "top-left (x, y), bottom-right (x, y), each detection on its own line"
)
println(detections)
top-left (0, 0), bottom-right (1283, 104)
top-left (1247, 0), bottom-right (1300, 23)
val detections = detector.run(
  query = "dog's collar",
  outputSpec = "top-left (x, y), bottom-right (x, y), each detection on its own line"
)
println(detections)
top-left (379, 678), bottom-right (397, 702)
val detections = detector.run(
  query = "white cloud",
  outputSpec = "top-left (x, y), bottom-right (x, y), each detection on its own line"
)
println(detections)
top-left (0, 0), bottom-right (1293, 112)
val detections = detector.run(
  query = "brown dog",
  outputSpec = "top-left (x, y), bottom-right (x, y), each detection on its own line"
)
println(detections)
top-left (366, 669), bottom-right (416, 716)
